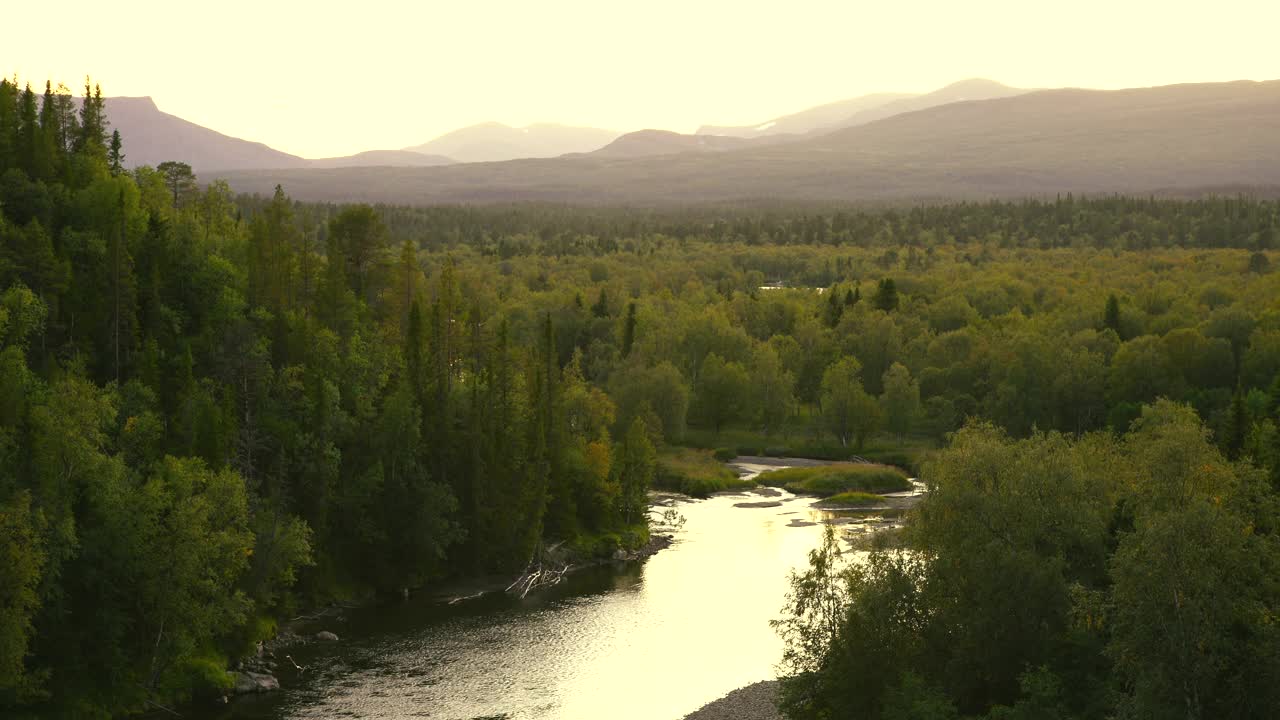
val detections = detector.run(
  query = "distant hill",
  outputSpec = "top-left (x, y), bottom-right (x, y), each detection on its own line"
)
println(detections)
top-left (586, 129), bottom-right (758, 158)
top-left (693, 79), bottom-right (1023, 139)
top-left (403, 122), bottom-right (621, 163)
top-left (212, 80), bottom-right (1280, 206)
top-left (697, 92), bottom-right (912, 138)
top-left (95, 97), bottom-right (457, 172)
top-left (827, 78), bottom-right (1028, 132)
top-left (101, 97), bottom-right (310, 171)
top-left (308, 150), bottom-right (454, 168)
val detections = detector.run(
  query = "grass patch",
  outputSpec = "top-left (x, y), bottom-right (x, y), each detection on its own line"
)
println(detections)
top-left (567, 524), bottom-right (650, 560)
top-left (655, 447), bottom-right (754, 498)
top-left (757, 463), bottom-right (911, 497)
top-left (680, 425), bottom-right (936, 472)
top-left (816, 491), bottom-right (888, 507)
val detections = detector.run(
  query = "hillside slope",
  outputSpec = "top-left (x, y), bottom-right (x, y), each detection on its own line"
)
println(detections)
top-left (103, 97), bottom-right (310, 171)
top-left (404, 122), bottom-right (621, 162)
top-left (308, 150), bottom-right (455, 168)
top-left (697, 92), bottom-right (912, 137)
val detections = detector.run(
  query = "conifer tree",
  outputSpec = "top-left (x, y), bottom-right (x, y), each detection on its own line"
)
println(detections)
top-left (621, 302), bottom-right (637, 358)
top-left (1104, 294), bottom-right (1122, 334)
top-left (872, 278), bottom-right (899, 312)
top-left (107, 130), bottom-right (124, 175)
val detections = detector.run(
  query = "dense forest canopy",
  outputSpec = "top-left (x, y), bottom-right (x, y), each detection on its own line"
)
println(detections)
top-left (1, 78), bottom-right (1279, 718)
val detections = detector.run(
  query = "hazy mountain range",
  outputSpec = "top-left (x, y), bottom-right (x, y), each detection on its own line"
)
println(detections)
top-left (695, 78), bottom-right (1025, 138)
top-left (98, 79), bottom-right (1028, 171)
top-left (92, 78), bottom-right (1280, 204)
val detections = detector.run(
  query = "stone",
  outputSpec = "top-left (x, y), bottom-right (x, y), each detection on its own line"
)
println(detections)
top-left (232, 671), bottom-right (280, 694)
top-left (611, 548), bottom-right (628, 561)
top-left (315, 630), bottom-right (339, 642)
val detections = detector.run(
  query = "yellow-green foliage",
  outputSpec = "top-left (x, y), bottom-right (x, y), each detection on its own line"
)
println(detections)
top-left (759, 464), bottom-right (910, 496)
top-left (816, 491), bottom-right (887, 507)
top-left (655, 447), bottom-right (754, 497)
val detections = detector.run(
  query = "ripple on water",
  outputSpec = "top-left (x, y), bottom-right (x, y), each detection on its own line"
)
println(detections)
top-left (196, 489), bottom-right (838, 720)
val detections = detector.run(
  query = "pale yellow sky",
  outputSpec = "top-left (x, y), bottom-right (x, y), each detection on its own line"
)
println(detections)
top-left (8, 0), bottom-right (1280, 158)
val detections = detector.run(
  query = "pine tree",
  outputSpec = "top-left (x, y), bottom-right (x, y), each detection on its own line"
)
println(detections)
top-left (872, 278), bottom-right (899, 312)
top-left (16, 84), bottom-right (38, 177)
top-left (1104, 294), bottom-right (1122, 334)
top-left (107, 130), bottom-right (124, 175)
top-left (1223, 386), bottom-right (1249, 460)
top-left (621, 302), bottom-right (637, 358)
top-left (0, 79), bottom-right (16, 171)
top-left (825, 289), bottom-right (844, 327)
top-left (591, 287), bottom-right (610, 318)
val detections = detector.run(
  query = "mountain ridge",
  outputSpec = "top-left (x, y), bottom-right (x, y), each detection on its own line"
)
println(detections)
top-left (403, 122), bottom-right (622, 163)
top-left (207, 79), bottom-right (1280, 205)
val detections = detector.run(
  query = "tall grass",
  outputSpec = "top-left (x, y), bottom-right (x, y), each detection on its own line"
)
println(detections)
top-left (655, 447), bottom-right (754, 498)
top-left (815, 491), bottom-right (887, 507)
top-left (757, 464), bottom-right (910, 496)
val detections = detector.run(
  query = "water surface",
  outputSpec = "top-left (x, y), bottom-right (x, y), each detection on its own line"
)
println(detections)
top-left (201, 489), bottom-right (869, 720)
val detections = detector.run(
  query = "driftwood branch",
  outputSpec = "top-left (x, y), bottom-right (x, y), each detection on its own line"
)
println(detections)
top-left (506, 541), bottom-right (572, 598)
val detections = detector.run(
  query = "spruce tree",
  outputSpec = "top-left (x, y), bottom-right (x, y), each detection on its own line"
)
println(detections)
top-left (621, 302), bottom-right (637, 358)
top-left (1104, 294), bottom-right (1122, 334)
top-left (872, 278), bottom-right (899, 312)
top-left (107, 130), bottom-right (124, 175)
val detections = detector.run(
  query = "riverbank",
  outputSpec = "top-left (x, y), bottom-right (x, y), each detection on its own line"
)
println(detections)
top-left (681, 681), bottom-right (782, 720)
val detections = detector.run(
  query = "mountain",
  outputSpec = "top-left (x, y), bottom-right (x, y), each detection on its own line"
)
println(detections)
top-left (693, 79), bottom-right (1023, 139)
top-left (403, 122), bottom-right (622, 163)
top-left (585, 129), bottom-right (759, 158)
top-left (101, 97), bottom-right (311, 171)
top-left (697, 92), bottom-right (913, 138)
top-left (96, 97), bottom-right (458, 171)
top-left (308, 150), bottom-right (455, 168)
top-left (828, 78), bottom-right (1028, 132)
top-left (211, 80), bottom-right (1280, 205)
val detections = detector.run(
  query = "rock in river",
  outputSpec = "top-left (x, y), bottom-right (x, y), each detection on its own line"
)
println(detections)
top-left (232, 671), bottom-right (279, 694)
top-left (315, 630), bottom-right (339, 642)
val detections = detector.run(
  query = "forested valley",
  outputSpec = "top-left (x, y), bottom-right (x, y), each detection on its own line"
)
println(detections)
top-left (2, 78), bottom-right (1280, 718)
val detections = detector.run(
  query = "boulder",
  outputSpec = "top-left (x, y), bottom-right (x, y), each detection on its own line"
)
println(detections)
top-left (315, 630), bottom-right (339, 642)
top-left (232, 671), bottom-right (279, 694)
top-left (611, 548), bottom-right (628, 561)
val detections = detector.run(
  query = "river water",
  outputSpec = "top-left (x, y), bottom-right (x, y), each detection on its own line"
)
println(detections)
top-left (200, 476), bottom-right (894, 720)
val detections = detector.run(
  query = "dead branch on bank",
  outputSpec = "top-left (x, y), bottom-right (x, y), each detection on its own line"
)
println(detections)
top-left (506, 541), bottom-right (572, 598)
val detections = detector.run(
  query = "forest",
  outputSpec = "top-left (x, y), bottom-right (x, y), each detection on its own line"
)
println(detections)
top-left (1, 78), bottom-right (1279, 718)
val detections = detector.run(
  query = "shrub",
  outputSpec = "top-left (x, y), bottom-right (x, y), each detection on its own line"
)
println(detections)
top-left (655, 447), bottom-right (754, 497)
top-left (758, 464), bottom-right (910, 496)
top-left (817, 491), bottom-right (887, 507)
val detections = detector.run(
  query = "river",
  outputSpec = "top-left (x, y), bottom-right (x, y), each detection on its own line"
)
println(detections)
top-left (197, 469), bottom-right (902, 720)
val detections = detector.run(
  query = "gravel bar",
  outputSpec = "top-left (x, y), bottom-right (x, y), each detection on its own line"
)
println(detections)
top-left (680, 681), bottom-right (782, 720)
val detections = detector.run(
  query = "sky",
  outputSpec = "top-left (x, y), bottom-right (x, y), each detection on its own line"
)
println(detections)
top-left (7, 0), bottom-right (1280, 158)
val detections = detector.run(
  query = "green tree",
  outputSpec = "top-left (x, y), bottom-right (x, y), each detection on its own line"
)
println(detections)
top-left (752, 344), bottom-right (795, 436)
top-left (328, 204), bottom-right (386, 305)
top-left (873, 278), bottom-right (899, 312)
top-left (820, 357), bottom-right (881, 449)
top-left (1103, 293), bottom-right (1121, 334)
top-left (616, 417), bottom-right (655, 525)
top-left (0, 491), bottom-right (45, 699)
top-left (880, 362), bottom-right (921, 437)
top-left (156, 161), bottom-right (196, 209)
top-left (107, 129), bottom-right (124, 175)
top-left (694, 352), bottom-right (750, 433)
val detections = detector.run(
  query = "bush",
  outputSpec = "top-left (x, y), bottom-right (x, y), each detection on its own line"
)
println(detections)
top-left (758, 464), bottom-right (910, 496)
top-left (817, 491), bottom-right (888, 507)
top-left (713, 447), bottom-right (737, 462)
top-left (655, 447), bottom-right (754, 497)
